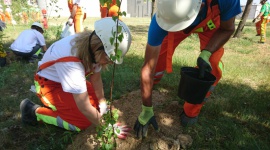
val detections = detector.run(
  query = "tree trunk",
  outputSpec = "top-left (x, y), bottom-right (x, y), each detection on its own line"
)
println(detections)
top-left (233, 0), bottom-right (253, 38)
top-left (151, 0), bottom-right (156, 19)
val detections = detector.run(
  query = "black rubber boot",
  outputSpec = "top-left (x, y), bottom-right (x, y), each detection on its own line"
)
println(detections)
top-left (180, 111), bottom-right (198, 127)
top-left (20, 98), bottom-right (40, 126)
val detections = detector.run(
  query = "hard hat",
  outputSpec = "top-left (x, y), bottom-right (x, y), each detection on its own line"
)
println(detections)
top-left (32, 22), bottom-right (44, 31)
top-left (94, 17), bottom-right (132, 64)
top-left (156, 0), bottom-right (202, 32)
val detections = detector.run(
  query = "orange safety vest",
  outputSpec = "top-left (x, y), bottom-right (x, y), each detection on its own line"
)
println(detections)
top-left (37, 56), bottom-right (92, 78)
top-left (166, 0), bottom-right (220, 73)
top-left (35, 56), bottom-right (98, 130)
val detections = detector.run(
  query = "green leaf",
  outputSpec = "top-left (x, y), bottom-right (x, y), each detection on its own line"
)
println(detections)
top-left (113, 110), bottom-right (119, 120)
top-left (116, 128), bottom-right (120, 134)
top-left (116, 0), bottom-right (121, 6)
top-left (117, 26), bottom-right (122, 33)
top-left (118, 12), bottom-right (122, 16)
top-left (112, 16), bottom-right (118, 21)
top-left (109, 37), bottom-right (114, 45)
top-left (122, 11), bottom-right (127, 16)
top-left (105, 144), bottom-right (113, 150)
top-left (118, 33), bottom-right (124, 42)
top-left (110, 55), bottom-right (116, 61)
top-left (99, 0), bottom-right (105, 6)
top-left (114, 43), bottom-right (119, 49)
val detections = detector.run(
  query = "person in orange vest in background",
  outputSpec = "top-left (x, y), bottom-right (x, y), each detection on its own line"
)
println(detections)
top-left (41, 9), bottom-right (48, 29)
top-left (68, 0), bottom-right (87, 33)
top-left (19, 18), bottom-right (132, 139)
top-left (31, 7), bottom-right (41, 22)
top-left (254, 0), bottom-right (270, 43)
top-left (21, 7), bottom-right (29, 24)
top-left (133, 0), bottom-right (241, 139)
top-left (100, 0), bottom-right (120, 18)
top-left (0, 4), bottom-right (5, 22)
top-left (4, 6), bottom-right (12, 24)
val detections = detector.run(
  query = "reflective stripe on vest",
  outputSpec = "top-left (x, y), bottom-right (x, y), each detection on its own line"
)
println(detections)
top-left (36, 114), bottom-right (81, 131)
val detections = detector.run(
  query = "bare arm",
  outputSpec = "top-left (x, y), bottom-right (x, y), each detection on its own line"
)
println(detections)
top-left (42, 45), bottom-right (47, 52)
top-left (204, 17), bottom-right (236, 53)
top-left (140, 44), bottom-right (161, 107)
top-left (70, 4), bottom-right (78, 19)
top-left (73, 92), bottom-right (101, 126)
top-left (90, 71), bottom-right (106, 103)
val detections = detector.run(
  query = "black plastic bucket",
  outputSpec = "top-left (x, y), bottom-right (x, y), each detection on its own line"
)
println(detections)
top-left (178, 67), bottom-right (216, 104)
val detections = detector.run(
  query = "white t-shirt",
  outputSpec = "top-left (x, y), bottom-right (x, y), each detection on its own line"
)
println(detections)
top-left (10, 29), bottom-right (45, 53)
top-left (37, 35), bottom-right (102, 94)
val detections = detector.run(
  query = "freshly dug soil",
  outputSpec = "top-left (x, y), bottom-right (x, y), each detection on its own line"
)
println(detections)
top-left (67, 90), bottom-right (193, 150)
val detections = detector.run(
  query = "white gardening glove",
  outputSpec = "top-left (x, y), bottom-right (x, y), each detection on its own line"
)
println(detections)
top-left (107, 123), bottom-right (131, 139)
top-left (99, 102), bottom-right (108, 116)
top-left (68, 18), bottom-right (73, 26)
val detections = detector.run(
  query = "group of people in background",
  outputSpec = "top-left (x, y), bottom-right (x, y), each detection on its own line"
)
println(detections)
top-left (68, 0), bottom-right (120, 33)
top-left (0, 4), bottom-right (15, 25)
top-left (7, 0), bottom-right (120, 63)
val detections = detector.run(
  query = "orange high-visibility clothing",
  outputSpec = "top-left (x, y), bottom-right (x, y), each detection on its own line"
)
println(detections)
top-left (4, 11), bottom-right (11, 24)
top-left (256, 16), bottom-right (264, 35)
top-left (0, 12), bottom-right (5, 22)
top-left (68, 0), bottom-right (86, 33)
top-left (21, 12), bottom-right (28, 24)
top-left (100, 0), bottom-right (120, 18)
top-left (155, 0), bottom-right (223, 117)
top-left (35, 56), bottom-right (99, 130)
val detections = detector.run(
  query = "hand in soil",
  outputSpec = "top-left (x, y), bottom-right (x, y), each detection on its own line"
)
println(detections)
top-left (133, 116), bottom-right (159, 139)
top-left (113, 123), bottom-right (132, 140)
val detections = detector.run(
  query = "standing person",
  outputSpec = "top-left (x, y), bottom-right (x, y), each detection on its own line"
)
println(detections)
top-left (4, 6), bottom-right (12, 24)
top-left (10, 22), bottom-right (47, 62)
top-left (133, 0), bottom-right (241, 138)
top-left (19, 18), bottom-right (132, 138)
top-left (68, 0), bottom-right (87, 33)
top-left (0, 4), bottom-right (5, 22)
top-left (100, 0), bottom-right (120, 18)
top-left (254, 0), bottom-right (270, 43)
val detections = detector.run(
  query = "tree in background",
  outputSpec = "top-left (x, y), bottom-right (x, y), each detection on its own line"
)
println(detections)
top-left (233, 0), bottom-right (253, 38)
top-left (151, 0), bottom-right (155, 19)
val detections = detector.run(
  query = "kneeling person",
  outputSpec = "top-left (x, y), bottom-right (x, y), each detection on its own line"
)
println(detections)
top-left (10, 22), bottom-right (47, 62)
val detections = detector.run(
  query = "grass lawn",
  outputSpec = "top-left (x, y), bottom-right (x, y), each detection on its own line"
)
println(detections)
top-left (0, 17), bottom-right (269, 149)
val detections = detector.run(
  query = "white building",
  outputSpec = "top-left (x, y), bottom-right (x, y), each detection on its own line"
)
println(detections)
top-left (237, 4), bottom-right (262, 19)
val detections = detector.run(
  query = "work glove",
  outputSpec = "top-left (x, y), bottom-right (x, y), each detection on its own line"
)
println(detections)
top-left (68, 18), bottom-right (73, 26)
top-left (99, 101), bottom-right (108, 116)
top-left (133, 105), bottom-right (159, 139)
top-left (107, 123), bottom-right (131, 139)
top-left (197, 50), bottom-right (212, 78)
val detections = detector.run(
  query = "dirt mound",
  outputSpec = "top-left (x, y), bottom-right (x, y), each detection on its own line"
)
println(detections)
top-left (67, 90), bottom-right (193, 150)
